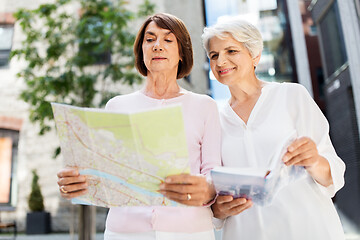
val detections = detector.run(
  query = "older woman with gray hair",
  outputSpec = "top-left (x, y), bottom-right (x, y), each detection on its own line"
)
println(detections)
top-left (202, 17), bottom-right (346, 240)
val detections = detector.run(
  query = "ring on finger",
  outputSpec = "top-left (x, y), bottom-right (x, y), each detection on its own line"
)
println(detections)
top-left (60, 186), bottom-right (68, 194)
top-left (187, 193), bottom-right (192, 201)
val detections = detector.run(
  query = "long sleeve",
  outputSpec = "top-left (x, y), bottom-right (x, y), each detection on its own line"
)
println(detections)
top-left (292, 84), bottom-right (346, 197)
top-left (200, 99), bottom-right (222, 176)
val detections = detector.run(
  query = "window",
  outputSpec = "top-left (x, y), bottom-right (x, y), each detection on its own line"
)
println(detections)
top-left (0, 116), bottom-right (22, 209)
top-left (78, 18), bottom-right (111, 65)
top-left (0, 137), bottom-right (13, 204)
top-left (355, 0), bottom-right (360, 22)
top-left (309, 24), bottom-right (317, 36)
top-left (0, 25), bottom-right (14, 68)
top-left (318, 2), bottom-right (347, 78)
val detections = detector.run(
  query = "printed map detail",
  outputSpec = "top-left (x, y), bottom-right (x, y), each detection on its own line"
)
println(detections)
top-left (51, 103), bottom-right (190, 207)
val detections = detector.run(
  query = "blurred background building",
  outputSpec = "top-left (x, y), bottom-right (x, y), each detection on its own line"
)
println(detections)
top-left (0, 0), bottom-right (208, 234)
top-left (1, 0), bottom-right (360, 238)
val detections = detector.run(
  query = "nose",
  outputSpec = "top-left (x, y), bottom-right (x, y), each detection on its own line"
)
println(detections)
top-left (153, 40), bottom-right (163, 51)
top-left (216, 53), bottom-right (226, 66)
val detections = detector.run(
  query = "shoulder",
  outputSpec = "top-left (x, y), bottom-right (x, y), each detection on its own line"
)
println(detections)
top-left (265, 81), bottom-right (305, 91)
top-left (105, 91), bottom-right (140, 110)
top-left (185, 91), bottom-right (217, 107)
top-left (265, 82), bottom-right (312, 101)
top-left (282, 83), bottom-right (315, 106)
top-left (182, 91), bottom-right (219, 119)
top-left (275, 82), bottom-right (323, 119)
top-left (278, 82), bottom-right (310, 95)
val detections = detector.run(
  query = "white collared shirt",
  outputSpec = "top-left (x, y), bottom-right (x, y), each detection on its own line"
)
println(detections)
top-left (218, 82), bottom-right (345, 240)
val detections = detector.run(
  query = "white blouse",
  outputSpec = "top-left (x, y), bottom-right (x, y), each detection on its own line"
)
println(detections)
top-left (218, 82), bottom-right (346, 240)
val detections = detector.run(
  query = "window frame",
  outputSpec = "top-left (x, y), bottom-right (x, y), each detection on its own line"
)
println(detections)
top-left (0, 115), bottom-right (22, 211)
top-left (0, 24), bottom-right (14, 68)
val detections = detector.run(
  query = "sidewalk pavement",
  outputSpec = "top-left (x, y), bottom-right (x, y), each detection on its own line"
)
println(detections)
top-left (0, 233), bottom-right (104, 240)
top-left (1, 232), bottom-right (360, 240)
top-left (2, 210), bottom-right (360, 240)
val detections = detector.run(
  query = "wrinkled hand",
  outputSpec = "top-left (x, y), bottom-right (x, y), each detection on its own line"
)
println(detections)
top-left (282, 137), bottom-right (332, 186)
top-left (159, 174), bottom-right (216, 206)
top-left (211, 195), bottom-right (253, 220)
top-left (57, 167), bottom-right (88, 199)
top-left (282, 137), bottom-right (321, 168)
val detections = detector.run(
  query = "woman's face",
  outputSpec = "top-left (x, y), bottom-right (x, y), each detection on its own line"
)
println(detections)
top-left (142, 21), bottom-right (181, 76)
top-left (208, 35), bottom-right (259, 86)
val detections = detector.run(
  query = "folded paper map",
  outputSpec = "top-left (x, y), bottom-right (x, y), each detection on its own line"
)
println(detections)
top-left (51, 103), bottom-right (190, 207)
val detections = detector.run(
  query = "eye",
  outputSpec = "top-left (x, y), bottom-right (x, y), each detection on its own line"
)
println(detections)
top-left (165, 39), bottom-right (173, 42)
top-left (228, 49), bottom-right (238, 54)
top-left (210, 54), bottom-right (218, 60)
top-left (145, 38), bottom-right (154, 42)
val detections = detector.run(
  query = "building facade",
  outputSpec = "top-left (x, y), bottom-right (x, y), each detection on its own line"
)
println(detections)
top-left (309, 0), bottom-right (360, 229)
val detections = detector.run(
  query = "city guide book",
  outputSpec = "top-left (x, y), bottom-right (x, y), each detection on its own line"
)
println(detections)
top-left (51, 103), bottom-right (190, 208)
top-left (211, 131), bottom-right (307, 206)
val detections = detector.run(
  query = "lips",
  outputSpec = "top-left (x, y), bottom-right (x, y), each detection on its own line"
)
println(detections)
top-left (152, 57), bottom-right (167, 60)
top-left (219, 67), bottom-right (235, 75)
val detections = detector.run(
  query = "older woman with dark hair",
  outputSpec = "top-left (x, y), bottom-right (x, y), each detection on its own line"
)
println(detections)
top-left (57, 13), bottom-right (221, 240)
top-left (202, 17), bottom-right (346, 240)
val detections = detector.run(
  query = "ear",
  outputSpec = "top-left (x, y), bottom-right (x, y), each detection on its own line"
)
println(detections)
top-left (253, 53), bottom-right (261, 67)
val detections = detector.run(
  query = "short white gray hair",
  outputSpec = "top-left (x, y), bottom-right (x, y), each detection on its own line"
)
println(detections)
top-left (202, 16), bottom-right (263, 58)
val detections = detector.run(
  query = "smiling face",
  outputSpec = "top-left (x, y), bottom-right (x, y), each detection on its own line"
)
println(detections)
top-left (208, 35), bottom-right (260, 86)
top-left (142, 21), bottom-right (181, 77)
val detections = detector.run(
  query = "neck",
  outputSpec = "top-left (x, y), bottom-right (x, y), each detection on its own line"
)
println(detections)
top-left (228, 75), bottom-right (264, 104)
top-left (142, 72), bottom-right (181, 99)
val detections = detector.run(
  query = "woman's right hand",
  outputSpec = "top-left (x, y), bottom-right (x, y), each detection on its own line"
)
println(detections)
top-left (57, 167), bottom-right (88, 199)
top-left (211, 195), bottom-right (253, 220)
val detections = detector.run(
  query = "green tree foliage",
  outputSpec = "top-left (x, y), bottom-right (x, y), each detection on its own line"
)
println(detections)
top-left (11, 0), bottom-right (155, 143)
top-left (28, 170), bottom-right (45, 212)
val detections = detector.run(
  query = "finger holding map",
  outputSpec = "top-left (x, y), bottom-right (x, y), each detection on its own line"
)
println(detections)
top-left (159, 174), bottom-right (216, 206)
top-left (57, 167), bottom-right (88, 199)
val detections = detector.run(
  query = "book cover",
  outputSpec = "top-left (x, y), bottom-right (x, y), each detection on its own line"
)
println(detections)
top-left (211, 131), bottom-right (307, 206)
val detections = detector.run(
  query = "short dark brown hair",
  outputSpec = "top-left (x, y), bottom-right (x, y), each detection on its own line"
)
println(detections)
top-left (133, 13), bottom-right (193, 79)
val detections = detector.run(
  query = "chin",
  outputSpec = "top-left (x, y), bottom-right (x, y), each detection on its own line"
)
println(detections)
top-left (214, 77), bottom-right (230, 86)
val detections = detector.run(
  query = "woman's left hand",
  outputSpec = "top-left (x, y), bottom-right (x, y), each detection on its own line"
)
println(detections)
top-left (282, 137), bottom-right (321, 168)
top-left (159, 174), bottom-right (216, 206)
top-left (282, 136), bottom-right (333, 186)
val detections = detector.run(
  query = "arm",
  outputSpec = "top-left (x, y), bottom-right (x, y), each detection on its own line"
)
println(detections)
top-left (57, 167), bottom-right (88, 199)
top-left (284, 84), bottom-right (345, 195)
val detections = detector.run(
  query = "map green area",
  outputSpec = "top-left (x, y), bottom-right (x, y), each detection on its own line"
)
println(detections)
top-left (51, 103), bottom-right (190, 207)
